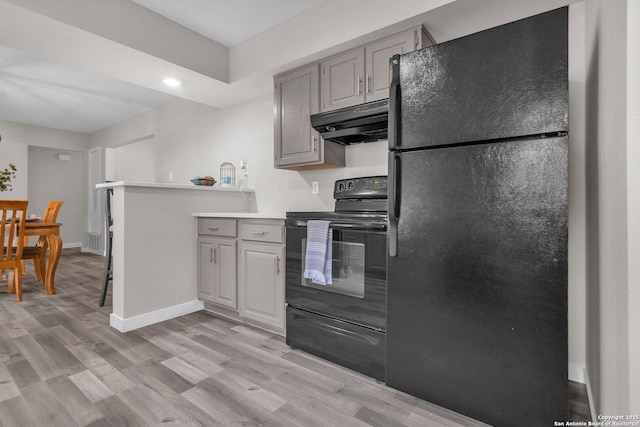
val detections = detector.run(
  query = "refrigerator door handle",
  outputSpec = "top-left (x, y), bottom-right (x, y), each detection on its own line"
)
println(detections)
top-left (388, 152), bottom-right (401, 257)
top-left (388, 55), bottom-right (401, 150)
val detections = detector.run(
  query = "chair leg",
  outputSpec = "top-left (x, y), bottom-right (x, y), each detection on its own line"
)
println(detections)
top-left (10, 268), bottom-right (22, 301)
top-left (34, 254), bottom-right (46, 283)
top-left (7, 270), bottom-right (15, 293)
top-left (99, 236), bottom-right (113, 307)
top-left (0, 269), bottom-right (5, 281)
top-left (34, 241), bottom-right (48, 282)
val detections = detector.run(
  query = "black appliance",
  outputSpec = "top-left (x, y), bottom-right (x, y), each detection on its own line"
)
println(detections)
top-left (285, 176), bottom-right (387, 380)
top-left (386, 8), bottom-right (568, 427)
top-left (310, 99), bottom-right (388, 144)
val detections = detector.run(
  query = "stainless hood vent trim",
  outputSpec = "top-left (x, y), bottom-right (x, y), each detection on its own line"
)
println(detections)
top-left (310, 99), bottom-right (389, 145)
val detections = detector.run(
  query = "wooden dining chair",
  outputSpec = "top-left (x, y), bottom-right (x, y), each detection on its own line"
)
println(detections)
top-left (21, 200), bottom-right (64, 282)
top-left (0, 200), bottom-right (29, 301)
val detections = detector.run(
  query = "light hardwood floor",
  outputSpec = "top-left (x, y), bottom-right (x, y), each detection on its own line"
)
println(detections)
top-left (0, 249), bottom-right (589, 426)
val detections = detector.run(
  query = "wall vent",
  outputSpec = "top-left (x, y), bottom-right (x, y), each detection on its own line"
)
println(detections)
top-left (88, 232), bottom-right (101, 252)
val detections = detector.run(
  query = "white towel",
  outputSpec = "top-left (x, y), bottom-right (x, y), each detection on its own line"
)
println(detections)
top-left (303, 220), bottom-right (333, 285)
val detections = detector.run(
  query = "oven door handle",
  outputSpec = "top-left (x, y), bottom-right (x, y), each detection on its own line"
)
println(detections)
top-left (286, 220), bottom-right (387, 231)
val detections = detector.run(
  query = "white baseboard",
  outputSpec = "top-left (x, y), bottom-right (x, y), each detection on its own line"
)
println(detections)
top-left (81, 246), bottom-right (103, 255)
top-left (584, 367), bottom-right (597, 421)
top-left (109, 300), bottom-right (205, 333)
top-left (569, 362), bottom-right (596, 421)
top-left (62, 242), bottom-right (82, 249)
top-left (569, 362), bottom-right (586, 383)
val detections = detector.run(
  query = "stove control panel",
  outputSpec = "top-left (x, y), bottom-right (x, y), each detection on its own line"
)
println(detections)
top-left (334, 176), bottom-right (387, 200)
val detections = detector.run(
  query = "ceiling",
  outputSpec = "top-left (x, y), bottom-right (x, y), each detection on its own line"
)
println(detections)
top-left (0, 44), bottom-right (176, 133)
top-left (0, 0), bottom-right (577, 135)
top-left (0, 0), bottom-right (329, 134)
top-left (130, 0), bottom-right (330, 47)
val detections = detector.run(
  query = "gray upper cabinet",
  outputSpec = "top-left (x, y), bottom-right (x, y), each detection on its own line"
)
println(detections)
top-left (321, 48), bottom-right (366, 112)
top-left (321, 26), bottom-right (434, 112)
top-left (274, 63), bottom-right (345, 170)
top-left (274, 26), bottom-right (433, 169)
top-left (366, 29), bottom-right (430, 101)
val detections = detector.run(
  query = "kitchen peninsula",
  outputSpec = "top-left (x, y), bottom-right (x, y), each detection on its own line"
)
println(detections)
top-left (96, 181), bottom-right (256, 332)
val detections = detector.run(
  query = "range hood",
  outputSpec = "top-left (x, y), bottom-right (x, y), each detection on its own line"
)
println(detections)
top-left (310, 99), bottom-right (388, 145)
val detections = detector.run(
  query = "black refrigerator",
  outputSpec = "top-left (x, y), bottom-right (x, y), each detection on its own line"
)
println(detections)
top-left (386, 7), bottom-right (568, 427)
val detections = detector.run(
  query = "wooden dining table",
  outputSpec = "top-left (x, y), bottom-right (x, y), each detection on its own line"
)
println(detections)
top-left (23, 219), bottom-right (62, 295)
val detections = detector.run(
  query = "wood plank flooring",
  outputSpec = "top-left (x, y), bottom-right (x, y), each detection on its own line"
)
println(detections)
top-left (0, 249), bottom-right (590, 426)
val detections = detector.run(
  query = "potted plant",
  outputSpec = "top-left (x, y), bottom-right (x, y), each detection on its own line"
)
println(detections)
top-left (0, 133), bottom-right (18, 192)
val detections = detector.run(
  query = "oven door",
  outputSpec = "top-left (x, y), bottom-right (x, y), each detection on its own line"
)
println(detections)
top-left (285, 217), bottom-right (387, 331)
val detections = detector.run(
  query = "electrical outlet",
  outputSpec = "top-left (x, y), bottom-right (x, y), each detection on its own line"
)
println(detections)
top-left (169, 172), bottom-right (174, 182)
top-left (312, 181), bottom-right (319, 194)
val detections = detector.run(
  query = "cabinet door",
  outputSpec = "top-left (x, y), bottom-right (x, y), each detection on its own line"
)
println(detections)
top-left (239, 242), bottom-right (285, 330)
top-left (321, 47), bottom-right (365, 112)
top-left (274, 64), bottom-right (322, 167)
top-left (197, 237), bottom-right (216, 301)
top-left (365, 30), bottom-right (418, 102)
top-left (215, 239), bottom-right (237, 309)
top-left (198, 237), bottom-right (237, 309)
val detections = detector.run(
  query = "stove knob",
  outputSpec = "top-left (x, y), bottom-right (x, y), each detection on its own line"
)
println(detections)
top-left (337, 182), bottom-right (345, 192)
top-left (347, 180), bottom-right (354, 190)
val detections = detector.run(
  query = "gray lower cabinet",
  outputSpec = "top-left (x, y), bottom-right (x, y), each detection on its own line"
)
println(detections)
top-left (197, 217), bottom-right (285, 335)
top-left (238, 220), bottom-right (285, 332)
top-left (197, 218), bottom-right (238, 310)
top-left (197, 236), bottom-right (237, 309)
top-left (274, 63), bottom-right (345, 170)
top-left (239, 242), bottom-right (285, 330)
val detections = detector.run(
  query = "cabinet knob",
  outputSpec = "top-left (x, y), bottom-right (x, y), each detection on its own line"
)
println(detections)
top-left (312, 136), bottom-right (318, 151)
top-left (276, 256), bottom-right (281, 275)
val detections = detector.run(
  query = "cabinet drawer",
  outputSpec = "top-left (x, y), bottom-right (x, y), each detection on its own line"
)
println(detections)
top-left (198, 219), bottom-right (237, 237)
top-left (239, 222), bottom-right (283, 243)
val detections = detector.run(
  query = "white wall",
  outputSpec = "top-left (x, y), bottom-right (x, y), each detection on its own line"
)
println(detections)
top-left (584, 0), bottom-right (640, 414)
top-left (105, 138), bottom-right (156, 182)
top-left (27, 146), bottom-right (85, 246)
top-left (626, 0), bottom-right (640, 413)
top-left (568, 2), bottom-right (587, 372)
top-left (90, 96), bottom-right (388, 213)
top-left (0, 120), bottom-right (89, 247)
top-left (0, 139), bottom-right (28, 198)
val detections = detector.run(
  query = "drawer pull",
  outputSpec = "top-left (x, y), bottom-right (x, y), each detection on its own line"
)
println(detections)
top-left (251, 231), bottom-right (266, 236)
top-left (207, 227), bottom-right (219, 231)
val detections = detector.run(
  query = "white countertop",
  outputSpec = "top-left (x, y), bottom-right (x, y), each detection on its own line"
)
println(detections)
top-left (193, 212), bottom-right (286, 219)
top-left (96, 181), bottom-right (254, 193)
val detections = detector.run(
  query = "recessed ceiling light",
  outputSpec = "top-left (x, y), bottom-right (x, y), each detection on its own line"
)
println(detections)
top-left (163, 77), bottom-right (181, 87)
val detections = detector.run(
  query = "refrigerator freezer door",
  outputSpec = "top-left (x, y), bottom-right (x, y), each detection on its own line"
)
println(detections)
top-left (386, 137), bottom-right (568, 426)
top-left (392, 7), bottom-right (568, 151)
